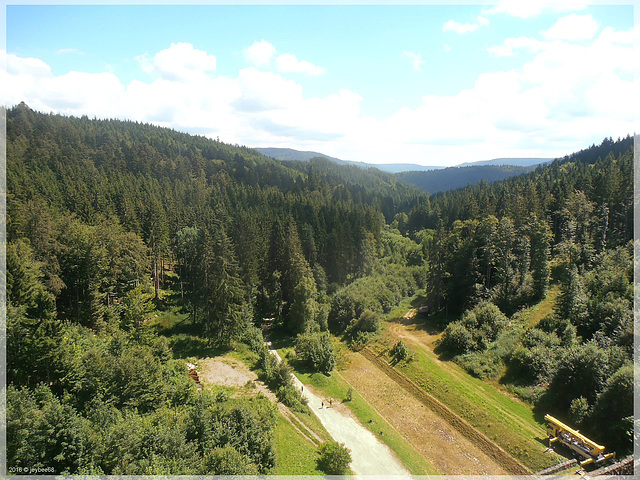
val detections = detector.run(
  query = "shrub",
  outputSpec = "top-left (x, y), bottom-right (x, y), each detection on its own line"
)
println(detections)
top-left (438, 321), bottom-right (475, 356)
top-left (295, 332), bottom-right (336, 374)
top-left (316, 441), bottom-right (352, 475)
top-left (344, 387), bottom-right (353, 402)
top-left (354, 310), bottom-right (380, 334)
top-left (390, 341), bottom-right (410, 363)
top-left (569, 396), bottom-right (590, 425)
top-left (242, 326), bottom-right (264, 354)
top-left (276, 384), bottom-right (307, 412)
top-left (456, 351), bottom-right (503, 380)
top-left (440, 301), bottom-right (508, 356)
top-left (508, 345), bottom-right (557, 384)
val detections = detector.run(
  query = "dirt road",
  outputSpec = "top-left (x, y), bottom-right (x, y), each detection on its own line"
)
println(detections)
top-left (267, 343), bottom-right (413, 478)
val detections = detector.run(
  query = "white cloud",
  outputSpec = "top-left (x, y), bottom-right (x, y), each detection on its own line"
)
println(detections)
top-left (135, 42), bottom-right (216, 81)
top-left (3, 27), bottom-right (637, 167)
top-left (483, 0), bottom-right (589, 18)
top-left (487, 36), bottom-right (545, 57)
top-left (243, 39), bottom-right (276, 67)
top-left (542, 14), bottom-right (600, 41)
top-left (55, 48), bottom-right (84, 55)
top-left (276, 53), bottom-right (325, 75)
top-left (444, 44), bottom-right (451, 52)
top-left (6, 53), bottom-right (51, 77)
top-left (443, 20), bottom-right (478, 34)
top-left (403, 51), bottom-right (424, 71)
top-left (443, 16), bottom-right (489, 34)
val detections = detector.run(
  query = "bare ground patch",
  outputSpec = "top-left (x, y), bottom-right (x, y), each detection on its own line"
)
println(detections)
top-left (361, 347), bottom-right (531, 475)
top-left (341, 351), bottom-right (509, 475)
top-left (198, 356), bottom-right (275, 400)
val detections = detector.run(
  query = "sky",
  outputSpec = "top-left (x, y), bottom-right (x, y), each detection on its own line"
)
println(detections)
top-left (2, 1), bottom-right (638, 166)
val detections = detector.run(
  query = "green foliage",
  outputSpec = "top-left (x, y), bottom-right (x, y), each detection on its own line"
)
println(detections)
top-left (328, 260), bottom-right (422, 331)
top-left (547, 342), bottom-right (616, 409)
top-left (258, 346), bottom-right (307, 411)
top-left (587, 364), bottom-right (634, 452)
top-left (345, 387), bottom-right (354, 402)
top-left (295, 332), bottom-right (336, 374)
top-left (438, 301), bottom-right (507, 356)
top-left (438, 322), bottom-right (475, 356)
top-left (569, 396), bottom-right (590, 425)
top-left (390, 341), bottom-right (410, 363)
top-left (316, 441), bottom-right (352, 475)
top-left (202, 446), bottom-right (258, 475)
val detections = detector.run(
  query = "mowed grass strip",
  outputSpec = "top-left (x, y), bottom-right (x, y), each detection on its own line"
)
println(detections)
top-left (523, 284), bottom-right (560, 327)
top-left (274, 415), bottom-right (323, 475)
top-left (288, 407), bottom-right (332, 444)
top-left (287, 359), bottom-right (439, 476)
top-left (373, 336), bottom-right (558, 472)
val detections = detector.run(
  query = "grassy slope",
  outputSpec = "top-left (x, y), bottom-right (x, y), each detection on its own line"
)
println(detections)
top-left (376, 291), bottom-right (564, 472)
top-left (274, 416), bottom-right (323, 475)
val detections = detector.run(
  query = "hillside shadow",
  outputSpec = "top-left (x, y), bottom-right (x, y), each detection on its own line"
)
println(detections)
top-left (170, 335), bottom-right (226, 359)
top-left (160, 315), bottom-right (201, 337)
top-left (389, 310), bottom-right (445, 336)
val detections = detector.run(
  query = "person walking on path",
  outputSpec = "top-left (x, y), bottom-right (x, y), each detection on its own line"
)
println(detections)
top-left (330, 399), bottom-right (333, 408)
top-left (321, 401), bottom-right (324, 409)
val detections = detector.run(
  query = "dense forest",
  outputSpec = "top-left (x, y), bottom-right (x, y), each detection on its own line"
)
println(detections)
top-left (6, 103), bottom-right (634, 473)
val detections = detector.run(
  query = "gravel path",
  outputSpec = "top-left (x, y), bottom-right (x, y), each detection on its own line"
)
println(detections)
top-left (267, 342), bottom-right (413, 478)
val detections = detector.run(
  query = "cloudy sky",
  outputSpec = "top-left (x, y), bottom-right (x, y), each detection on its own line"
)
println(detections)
top-left (3, 2), bottom-right (637, 166)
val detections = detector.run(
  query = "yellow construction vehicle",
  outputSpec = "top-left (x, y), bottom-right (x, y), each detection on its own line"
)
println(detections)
top-left (545, 414), bottom-right (616, 467)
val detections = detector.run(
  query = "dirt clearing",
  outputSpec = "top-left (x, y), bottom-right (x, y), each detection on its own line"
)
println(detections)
top-left (198, 356), bottom-right (275, 400)
top-left (341, 351), bottom-right (508, 475)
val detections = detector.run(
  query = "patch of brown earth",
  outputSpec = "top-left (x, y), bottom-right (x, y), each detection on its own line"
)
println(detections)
top-left (340, 351), bottom-right (509, 475)
top-left (198, 356), bottom-right (275, 401)
top-left (360, 347), bottom-right (531, 475)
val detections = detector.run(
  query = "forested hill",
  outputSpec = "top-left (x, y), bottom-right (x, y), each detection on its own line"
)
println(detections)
top-left (7, 104), bottom-right (423, 224)
top-left (404, 135), bottom-right (634, 234)
top-left (6, 103), bottom-right (424, 313)
top-left (396, 164), bottom-right (536, 194)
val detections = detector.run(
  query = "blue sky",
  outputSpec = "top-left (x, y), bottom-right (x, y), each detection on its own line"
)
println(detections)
top-left (3, 2), bottom-right (637, 166)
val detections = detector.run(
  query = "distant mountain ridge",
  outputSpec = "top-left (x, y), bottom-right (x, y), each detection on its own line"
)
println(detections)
top-left (456, 157), bottom-right (553, 167)
top-left (256, 147), bottom-right (551, 173)
top-left (255, 147), bottom-right (444, 173)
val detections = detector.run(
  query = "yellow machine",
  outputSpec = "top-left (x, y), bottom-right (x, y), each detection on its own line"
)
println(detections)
top-left (545, 414), bottom-right (616, 467)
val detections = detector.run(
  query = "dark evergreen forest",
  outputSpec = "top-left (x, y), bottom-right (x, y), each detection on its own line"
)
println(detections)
top-left (6, 103), bottom-right (634, 473)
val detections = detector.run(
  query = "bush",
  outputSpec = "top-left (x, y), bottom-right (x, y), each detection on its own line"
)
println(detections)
top-left (390, 341), bottom-right (410, 363)
top-left (438, 321), bottom-right (475, 356)
top-left (295, 332), bottom-right (336, 374)
top-left (569, 396), bottom-right (590, 425)
top-left (508, 345), bottom-right (557, 384)
top-left (276, 384), bottom-right (307, 412)
top-left (345, 310), bottom-right (381, 348)
top-left (242, 326), bottom-right (264, 354)
top-left (344, 387), bottom-right (353, 402)
top-left (354, 310), bottom-right (380, 334)
top-left (440, 301), bottom-right (508, 356)
top-left (316, 441), bottom-right (352, 475)
top-left (456, 351), bottom-right (503, 380)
